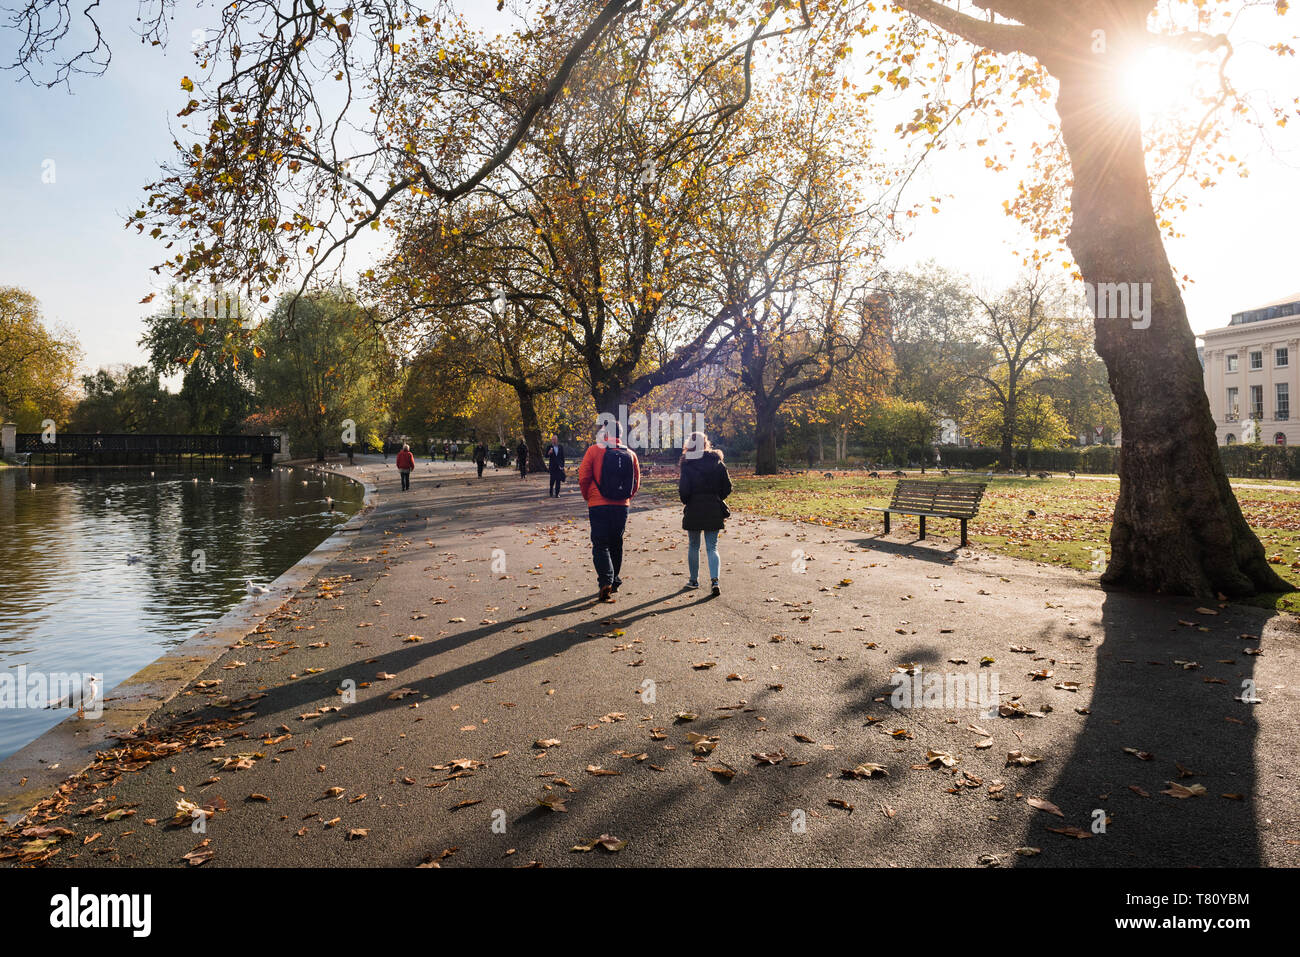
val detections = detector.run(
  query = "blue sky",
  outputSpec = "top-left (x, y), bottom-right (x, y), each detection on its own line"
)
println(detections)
top-left (2, 3), bottom-right (1297, 377)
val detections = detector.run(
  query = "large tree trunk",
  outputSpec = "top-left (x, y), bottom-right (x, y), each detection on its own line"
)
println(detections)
top-left (998, 387), bottom-right (1017, 472)
top-left (512, 383), bottom-right (546, 473)
top-left (1056, 66), bottom-right (1289, 598)
top-left (754, 401), bottom-right (779, 475)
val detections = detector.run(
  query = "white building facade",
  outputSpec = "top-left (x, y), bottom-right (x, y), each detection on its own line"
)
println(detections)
top-left (1201, 294), bottom-right (1300, 447)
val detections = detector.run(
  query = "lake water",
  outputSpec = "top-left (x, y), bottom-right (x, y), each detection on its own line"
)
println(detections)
top-left (0, 465), bottom-right (364, 759)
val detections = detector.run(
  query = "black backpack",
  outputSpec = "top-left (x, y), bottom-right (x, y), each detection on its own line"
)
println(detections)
top-left (596, 445), bottom-right (636, 500)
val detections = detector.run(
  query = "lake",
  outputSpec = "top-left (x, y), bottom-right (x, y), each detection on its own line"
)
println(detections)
top-left (0, 465), bottom-right (364, 759)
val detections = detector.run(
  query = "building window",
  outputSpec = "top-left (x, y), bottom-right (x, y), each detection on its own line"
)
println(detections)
top-left (1226, 434), bottom-right (1236, 445)
top-left (1250, 350), bottom-right (1264, 370)
top-left (1276, 433), bottom-right (1288, 446)
top-left (1226, 353), bottom-right (1239, 372)
top-left (1277, 347), bottom-right (1289, 368)
top-left (1278, 382), bottom-right (1290, 421)
top-left (1251, 384), bottom-right (1264, 419)
top-left (1226, 386), bottom-right (1239, 421)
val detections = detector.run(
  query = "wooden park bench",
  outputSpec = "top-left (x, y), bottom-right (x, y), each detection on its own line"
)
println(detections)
top-left (867, 479), bottom-right (987, 547)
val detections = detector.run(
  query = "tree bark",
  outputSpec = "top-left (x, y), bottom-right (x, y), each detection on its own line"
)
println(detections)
top-left (513, 383), bottom-right (546, 473)
top-left (1055, 66), bottom-right (1289, 598)
top-left (755, 401), bottom-right (779, 475)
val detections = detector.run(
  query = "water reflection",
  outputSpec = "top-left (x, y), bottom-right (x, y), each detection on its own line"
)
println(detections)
top-left (0, 465), bottom-right (363, 758)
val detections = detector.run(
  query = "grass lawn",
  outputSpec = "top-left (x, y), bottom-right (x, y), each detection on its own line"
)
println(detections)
top-left (643, 468), bottom-right (1300, 611)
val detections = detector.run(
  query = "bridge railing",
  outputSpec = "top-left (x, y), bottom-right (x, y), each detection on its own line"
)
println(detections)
top-left (15, 433), bottom-right (281, 455)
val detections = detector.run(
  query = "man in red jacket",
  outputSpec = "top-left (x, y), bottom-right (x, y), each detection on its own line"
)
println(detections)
top-left (396, 443), bottom-right (415, 491)
top-left (578, 420), bottom-right (640, 601)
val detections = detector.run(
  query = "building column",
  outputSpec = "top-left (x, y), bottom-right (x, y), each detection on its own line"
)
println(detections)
top-left (271, 430), bottom-right (290, 463)
top-left (1, 422), bottom-right (15, 461)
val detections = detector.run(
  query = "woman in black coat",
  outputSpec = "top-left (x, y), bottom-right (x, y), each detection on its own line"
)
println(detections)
top-left (678, 431), bottom-right (732, 596)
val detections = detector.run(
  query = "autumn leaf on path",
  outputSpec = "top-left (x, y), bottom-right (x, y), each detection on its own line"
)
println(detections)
top-left (841, 763), bottom-right (888, 779)
top-left (572, 834), bottom-right (626, 853)
top-left (1027, 796), bottom-right (1064, 817)
top-left (1162, 781), bottom-right (1207, 799)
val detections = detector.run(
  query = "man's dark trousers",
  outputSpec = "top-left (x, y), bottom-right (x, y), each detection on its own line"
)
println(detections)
top-left (589, 504), bottom-right (628, 588)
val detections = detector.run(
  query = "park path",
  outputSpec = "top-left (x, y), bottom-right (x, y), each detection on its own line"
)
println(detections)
top-left (3, 458), bottom-right (1298, 867)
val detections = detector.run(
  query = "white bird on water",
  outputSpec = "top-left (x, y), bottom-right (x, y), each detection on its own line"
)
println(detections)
top-left (45, 675), bottom-right (100, 719)
top-left (246, 580), bottom-right (271, 597)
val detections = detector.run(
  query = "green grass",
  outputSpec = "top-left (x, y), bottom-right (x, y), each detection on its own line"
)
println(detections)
top-left (645, 469), bottom-right (1300, 611)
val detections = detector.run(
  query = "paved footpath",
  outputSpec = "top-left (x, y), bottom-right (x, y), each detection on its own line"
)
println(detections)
top-left (3, 459), bottom-right (1298, 867)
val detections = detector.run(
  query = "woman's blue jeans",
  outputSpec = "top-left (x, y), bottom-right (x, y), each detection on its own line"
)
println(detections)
top-left (687, 529), bottom-right (720, 583)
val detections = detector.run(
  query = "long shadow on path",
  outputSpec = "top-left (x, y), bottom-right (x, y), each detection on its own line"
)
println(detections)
top-left (1014, 590), bottom-right (1271, 867)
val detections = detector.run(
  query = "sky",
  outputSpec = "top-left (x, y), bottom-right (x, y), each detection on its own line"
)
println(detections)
top-left (1, 2), bottom-right (1297, 379)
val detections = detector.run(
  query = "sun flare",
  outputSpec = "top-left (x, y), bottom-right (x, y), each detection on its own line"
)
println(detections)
top-left (1121, 45), bottom-right (1205, 119)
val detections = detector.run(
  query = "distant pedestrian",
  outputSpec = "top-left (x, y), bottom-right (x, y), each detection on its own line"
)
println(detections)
top-left (474, 442), bottom-right (488, 478)
top-left (347, 444), bottom-right (355, 465)
top-left (806, 444), bottom-right (816, 469)
top-left (578, 420), bottom-right (640, 602)
top-left (516, 439), bottom-right (528, 478)
top-left (429, 440), bottom-right (436, 463)
top-left (396, 443), bottom-right (415, 491)
top-left (545, 435), bottom-right (565, 497)
top-left (679, 431), bottom-right (730, 596)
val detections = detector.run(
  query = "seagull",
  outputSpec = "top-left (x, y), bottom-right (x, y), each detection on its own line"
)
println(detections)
top-left (193, 478), bottom-right (199, 484)
top-left (30, 482), bottom-right (36, 490)
top-left (105, 498), bottom-right (112, 506)
top-left (246, 580), bottom-right (271, 597)
top-left (150, 471), bottom-right (155, 478)
top-left (126, 554), bottom-right (142, 565)
top-left (45, 675), bottom-right (100, 719)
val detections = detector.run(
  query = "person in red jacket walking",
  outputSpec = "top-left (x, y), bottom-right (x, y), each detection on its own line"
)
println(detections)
top-left (578, 420), bottom-right (640, 601)
top-left (396, 443), bottom-right (415, 491)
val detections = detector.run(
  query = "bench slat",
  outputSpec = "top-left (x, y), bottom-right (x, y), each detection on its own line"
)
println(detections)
top-left (884, 480), bottom-right (986, 519)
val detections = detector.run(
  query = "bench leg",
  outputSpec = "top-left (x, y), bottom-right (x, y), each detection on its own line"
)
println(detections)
top-left (960, 518), bottom-right (968, 548)
top-left (883, 512), bottom-right (890, 535)
top-left (919, 515), bottom-right (926, 540)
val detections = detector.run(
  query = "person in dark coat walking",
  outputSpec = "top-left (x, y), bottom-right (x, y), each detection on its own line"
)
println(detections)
top-left (544, 435), bottom-right (565, 497)
top-left (516, 439), bottom-right (528, 478)
top-left (678, 431), bottom-right (731, 596)
top-left (474, 442), bottom-right (488, 478)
